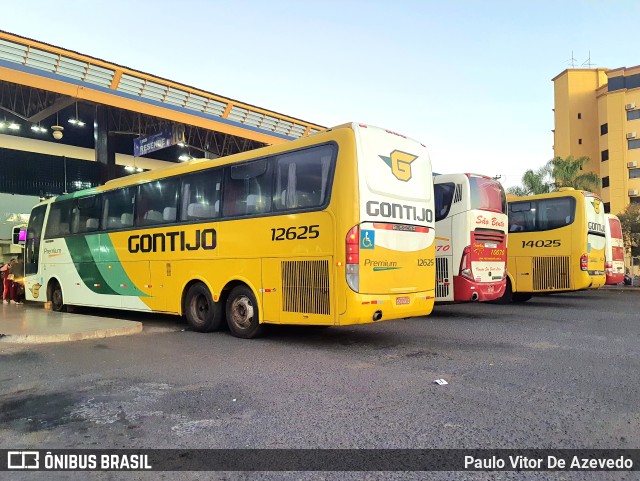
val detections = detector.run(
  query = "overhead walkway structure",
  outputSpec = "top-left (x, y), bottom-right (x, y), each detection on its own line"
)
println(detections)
top-left (0, 29), bottom-right (327, 205)
top-left (0, 30), bottom-right (324, 145)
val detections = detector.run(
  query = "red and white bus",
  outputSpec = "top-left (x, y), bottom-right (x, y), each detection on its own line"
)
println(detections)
top-left (433, 173), bottom-right (508, 302)
top-left (605, 213), bottom-right (625, 285)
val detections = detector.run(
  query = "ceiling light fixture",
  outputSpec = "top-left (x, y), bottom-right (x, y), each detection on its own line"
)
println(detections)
top-left (8, 122), bottom-right (20, 130)
top-left (68, 102), bottom-right (85, 127)
top-left (52, 112), bottom-right (64, 140)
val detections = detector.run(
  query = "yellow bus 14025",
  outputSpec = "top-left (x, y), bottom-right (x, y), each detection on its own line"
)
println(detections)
top-left (22, 123), bottom-right (436, 338)
top-left (503, 188), bottom-right (606, 302)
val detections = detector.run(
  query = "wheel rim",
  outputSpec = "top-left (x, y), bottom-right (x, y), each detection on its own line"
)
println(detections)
top-left (190, 293), bottom-right (209, 323)
top-left (230, 295), bottom-right (254, 329)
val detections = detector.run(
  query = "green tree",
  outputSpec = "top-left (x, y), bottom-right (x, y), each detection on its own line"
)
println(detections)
top-left (548, 155), bottom-right (600, 192)
top-left (507, 164), bottom-right (552, 196)
top-left (618, 203), bottom-right (640, 257)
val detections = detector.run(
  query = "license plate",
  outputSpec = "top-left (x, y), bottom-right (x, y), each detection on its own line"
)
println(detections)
top-left (395, 296), bottom-right (410, 305)
top-left (485, 242), bottom-right (497, 248)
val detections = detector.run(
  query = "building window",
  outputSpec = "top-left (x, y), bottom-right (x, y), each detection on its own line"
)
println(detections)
top-left (601, 149), bottom-right (609, 162)
top-left (578, 139), bottom-right (582, 145)
top-left (628, 110), bottom-right (640, 121)
top-left (630, 168), bottom-right (640, 179)
top-left (578, 113), bottom-right (582, 119)
top-left (602, 176), bottom-right (609, 188)
top-left (604, 202), bottom-right (611, 213)
top-left (600, 123), bottom-right (608, 135)
top-left (630, 139), bottom-right (640, 150)
top-left (631, 197), bottom-right (640, 205)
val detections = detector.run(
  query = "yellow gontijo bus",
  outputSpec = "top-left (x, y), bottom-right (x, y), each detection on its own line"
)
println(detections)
top-left (503, 188), bottom-right (606, 302)
top-left (22, 123), bottom-right (436, 338)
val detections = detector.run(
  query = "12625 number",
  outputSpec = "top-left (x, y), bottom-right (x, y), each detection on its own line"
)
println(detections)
top-left (271, 225), bottom-right (320, 241)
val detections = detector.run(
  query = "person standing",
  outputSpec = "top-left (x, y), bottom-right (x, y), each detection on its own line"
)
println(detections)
top-left (2, 258), bottom-right (18, 304)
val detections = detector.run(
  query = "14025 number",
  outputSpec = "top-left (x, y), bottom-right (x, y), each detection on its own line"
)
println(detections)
top-left (521, 239), bottom-right (561, 248)
top-left (271, 225), bottom-right (320, 241)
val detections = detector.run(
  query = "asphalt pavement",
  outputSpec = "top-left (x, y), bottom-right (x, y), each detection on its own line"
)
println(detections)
top-left (0, 289), bottom-right (638, 481)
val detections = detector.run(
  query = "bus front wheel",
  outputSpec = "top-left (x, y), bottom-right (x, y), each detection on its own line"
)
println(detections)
top-left (184, 282), bottom-right (222, 332)
top-left (226, 286), bottom-right (264, 339)
top-left (50, 281), bottom-right (65, 312)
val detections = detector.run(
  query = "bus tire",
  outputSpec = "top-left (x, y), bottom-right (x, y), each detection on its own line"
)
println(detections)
top-left (226, 286), bottom-right (264, 339)
top-left (512, 293), bottom-right (532, 303)
top-left (50, 281), bottom-right (65, 312)
top-left (184, 282), bottom-right (222, 332)
top-left (496, 279), bottom-right (513, 304)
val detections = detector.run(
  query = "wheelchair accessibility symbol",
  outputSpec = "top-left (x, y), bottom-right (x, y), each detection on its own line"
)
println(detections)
top-left (360, 230), bottom-right (375, 249)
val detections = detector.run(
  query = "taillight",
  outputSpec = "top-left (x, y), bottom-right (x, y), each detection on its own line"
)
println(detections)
top-left (346, 225), bottom-right (359, 291)
top-left (580, 254), bottom-right (588, 271)
top-left (459, 246), bottom-right (474, 280)
top-left (605, 261), bottom-right (612, 273)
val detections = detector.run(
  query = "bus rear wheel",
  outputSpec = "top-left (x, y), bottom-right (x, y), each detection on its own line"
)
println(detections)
top-left (512, 293), bottom-right (532, 303)
top-left (496, 279), bottom-right (513, 304)
top-left (184, 282), bottom-right (222, 332)
top-left (226, 286), bottom-right (264, 339)
top-left (50, 281), bottom-right (65, 312)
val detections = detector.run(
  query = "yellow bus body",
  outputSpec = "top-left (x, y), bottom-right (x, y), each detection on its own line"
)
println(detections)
top-left (507, 189), bottom-right (606, 295)
top-left (24, 124), bottom-right (436, 334)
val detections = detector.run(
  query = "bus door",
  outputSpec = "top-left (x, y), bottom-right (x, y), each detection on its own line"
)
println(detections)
top-left (23, 204), bottom-right (47, 301)
top-left (435, 217), bottom-right (454, 301)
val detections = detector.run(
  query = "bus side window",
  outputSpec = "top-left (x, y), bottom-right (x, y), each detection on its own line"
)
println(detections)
top-left (181, 170), bottom-right (221, 221)
top-left (103, 187), bottom-right (136, 230)
top-left (136, 179), bottom-right (179, 227)
top-left (274, 145), bottom-right (334, 211)
top-left (224, 160), bottom-right (272, 216)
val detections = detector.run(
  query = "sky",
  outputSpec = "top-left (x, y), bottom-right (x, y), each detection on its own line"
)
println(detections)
top-left (3, 0), bottom-right (639, 188)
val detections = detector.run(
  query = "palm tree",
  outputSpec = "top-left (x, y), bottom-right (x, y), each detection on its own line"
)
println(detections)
top-left (548, 155), bottom-right (600, 192)
top-left (507, 164), bottom-right (552, 196)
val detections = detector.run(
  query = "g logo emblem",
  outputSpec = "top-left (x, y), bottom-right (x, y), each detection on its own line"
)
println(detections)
top-left (379, 150), bottom-right (418, 182)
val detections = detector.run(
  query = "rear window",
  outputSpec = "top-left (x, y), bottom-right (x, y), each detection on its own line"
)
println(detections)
top-left (609, 218), bottom-right (623, 239)
top-left (469, 176), bottom-right (506, 214)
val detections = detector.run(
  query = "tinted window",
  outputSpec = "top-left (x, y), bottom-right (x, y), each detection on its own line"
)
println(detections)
top-left (628, 110), bottom-right (640, 121)
top-left (274, 145), bottom-right (335, 210)
top-left (45, 200), bottom-right (74, 237)
top-left (434, 182), bottom-right (455, 221)
top-left (630, 168), bottom-right (640, 179)
top-left (469, 177), bottom-right (507, 214)
top-left (103, 187), bottom-right (136, 230)
top-left (508, 197), bottom-right (576, 233)
top-left (181, 169), bottom-right (222, 221)
top-left (223, 159), bottom-right (273, 217)
top-left (136, 179), bottom-right (180, 226)
top-left (74, 195), bottom-right (102, 233)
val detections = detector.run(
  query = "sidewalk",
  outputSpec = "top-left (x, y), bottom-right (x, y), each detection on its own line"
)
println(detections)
top-left (0, 302), bottom-right (142, 344)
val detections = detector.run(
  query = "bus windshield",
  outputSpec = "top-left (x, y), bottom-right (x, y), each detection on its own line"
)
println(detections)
top-left (509, 197), bottom-right (576, 232)
top-left (469, 176), bottom-right (507, 214)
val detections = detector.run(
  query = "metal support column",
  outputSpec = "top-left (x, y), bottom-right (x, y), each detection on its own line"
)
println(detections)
top-left (95, 105), bottom-right (117, 184)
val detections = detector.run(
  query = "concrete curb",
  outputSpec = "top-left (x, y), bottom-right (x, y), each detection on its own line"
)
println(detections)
top-left (0, 322), bottom-right (143, 344)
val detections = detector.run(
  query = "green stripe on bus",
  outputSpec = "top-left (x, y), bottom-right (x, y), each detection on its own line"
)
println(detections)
top-left (86, 235), bottom-right (149, 297)
top-left (65, 236), bottom-right (118, 295)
